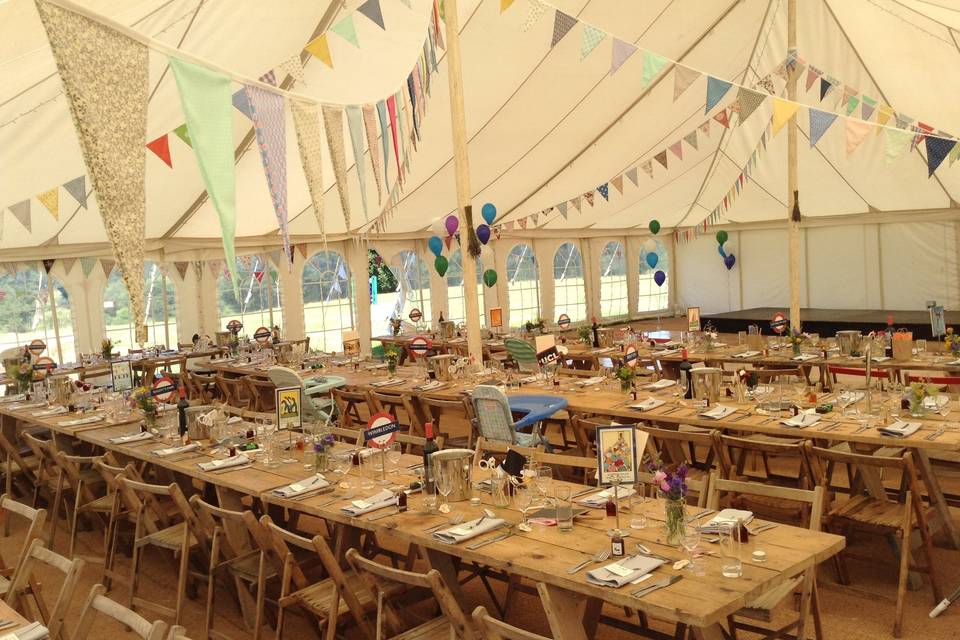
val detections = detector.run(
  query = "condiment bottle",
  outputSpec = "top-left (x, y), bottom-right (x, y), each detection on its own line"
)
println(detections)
top-left (611, 529), bottom-right (624, 557)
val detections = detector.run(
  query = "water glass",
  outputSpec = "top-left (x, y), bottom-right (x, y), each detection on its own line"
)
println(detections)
top-left (359, 450), bottom-right (376, 490)
top-left (555, 485), bottom-right (573, 532)
top-left (718, 522), bottom-right (742, 578)
top-left (681, 525), bottom-right (705, 576)
top-left (916, 339), bottom-right (927, 356)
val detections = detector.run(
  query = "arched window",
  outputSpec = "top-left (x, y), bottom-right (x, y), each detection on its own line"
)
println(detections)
top-left (103, 261), bottom-right (177, 350)
top-left (217, 256), bottom-right (281, 333)
top-left (639, 239), bottom-right (670, 312)
top-left (303, 250), bottom-right (356, 352)
top-left (0, 266), bottom-right (75, 364)
top-left (599, 241), bottom-right (628, 318)
top-left (446, 249), bottom-right (485, 327)
top-left (391, 250), bottom-right (432, 326)
top-left (506, 243), bottom-right (540, 327)
top-left (553, 242), bottom-right (585, 323)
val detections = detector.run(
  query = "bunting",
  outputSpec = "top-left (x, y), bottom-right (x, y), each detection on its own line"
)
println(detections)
top-left (808, 109), bottom-right (838, 147)
top-left (551, 11), bottom-right (577, 47)
top-left (641, 51), bottom-right (668, 87)
top-left (331, 15), bottom-right (360, 47)
top-left (146, 134), bottom-right (172, 167)
top-left (654, 150), bottom-right (668, 169)
top-left (9, 201), bottom-right (30, 232)
top-left (640, 160), bottom-right (653, 178)
top-left (322, 105), bottom-right (352, 230)
top-left (172, 123), bottom-right (192, 147)
top-left (291, 99), bottom-right (327, 241)
top-left (667, 140), bottom-right (683, 161)
top-left (245, 85), bottom-right (290, 265)
top-left (610, 174), bottom-right (623, 194)
top-left (771, 98), bottom-right (799, 135)
top-left (174, 262), bottom-right (189, 280)
top-left (362, 105), bottom-right (384, 203)
top-left (63, 176), bottom-right (87, 208)
top-left (100, 258), bottom-right (115, 278)
top-left (683, 131), bottom-right (698, 150)
top-left (36, 188), bottom-right (59, 219)
top-left (305, 34), bottom-right (333, 68)
top-left (735, 87), bottom-right (766, 123)
top-left (705, 77), bottom-right (732, 113)
top-left (597, 183), bottom-right (609, 200)
top-left (713, 108), bottom-right (730, 128)
top-left (357, 0), bottom-right (385, 29)
top-left (346, 106), bottom-right (369, 219)
top-left (673, 66), bottom-right (701, 101)
top-left (625, 167), bottom-right (639, 186)
top-left (61, 257), bottom-right (76, 275)
top-left (610, 38), bottom-right (637, 74)
top-left (80, 257), bottom-right (97, 277)
top-left (276, 55), bottom-right (306, 84)
top-left (232, 88), bottom-right (253, 119)
top-left (926, 136), bottom-right (956, 176)
top-left (845, 120), bottom-right (873, 155)
top-left (580, 25), bottom-right (605, 59)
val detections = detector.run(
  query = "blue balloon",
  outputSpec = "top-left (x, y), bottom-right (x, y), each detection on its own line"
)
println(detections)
top-left (646, 252), bottom-right (659, 269)
top-left (654, 270), bottom-right (666, 287)
top-left (428, 236), bottom-right (443, 257)
top-left (476, 224), bottom-right (491, 245)
top-left (718, 244), bottom-right (727, 258)
top-left (724, 254), bottom-right (736, 270)
top-left (481, 203), bottom-right (497, 225)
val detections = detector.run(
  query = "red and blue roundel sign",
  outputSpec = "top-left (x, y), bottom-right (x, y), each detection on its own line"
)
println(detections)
top-left (557, 314), bottom-right (571, 328)
top-left (770, 312), bottom-right (789, 334)
top-left (151, 375), bottom-right (178, 403)
top-left (28, 339), bottom-right (46, 357)
top-left (623, 343), bottom-right (640, 368)
top-left (408, 335), bottom-right (432, 359)
top-left (364, 412), bottom-right (400, 448)
top-left (408, 307), bottom-right (423, 323)
top-left (254, 326), bottom-right (272, 344)
top-left (227, 319), bottom-right (243, 334)
top-left (32, 356), bottom-right (56, 376)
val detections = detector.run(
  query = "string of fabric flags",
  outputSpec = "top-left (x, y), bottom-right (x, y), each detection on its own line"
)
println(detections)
top-left (0, 255), bottom-right (120, 280)
top-left (1, 176), bottom-right (87, 235)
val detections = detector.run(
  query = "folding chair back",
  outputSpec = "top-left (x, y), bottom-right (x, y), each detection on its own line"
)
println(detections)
top-left (6, 538), bottom-right (84, 640)
top-left (472, 605), bottom-right (552, 640)
top-left (504, 338), bottom-right (538, 373)
top-left (73, 584), bottom-right (167, 640)
top-left (471, 385), bottom-right (518, 444)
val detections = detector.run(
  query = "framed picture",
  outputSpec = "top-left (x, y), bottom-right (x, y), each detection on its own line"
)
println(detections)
top-left (595, 425), bottom-right (638, 485)
top-left (687, 306), bottom-right (701, 332)
top-left (341, 329), bottom-right (361, 356)
top-left (489, 307), bottom-right (503, 328)
top-left (275, 386), bottom-right (302, 430)
top-left (111, 360), bottom-right (134, 392)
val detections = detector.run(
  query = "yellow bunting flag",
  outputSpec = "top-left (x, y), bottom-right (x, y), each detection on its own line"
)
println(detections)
top-left (500, 0), bottom-right (515, 12)
top-left (771, 98), bottom-right (800, 135)
top-left (305, 34), bottom-right (333, 68)
top-left (37, 187), bottom-right (59, 219)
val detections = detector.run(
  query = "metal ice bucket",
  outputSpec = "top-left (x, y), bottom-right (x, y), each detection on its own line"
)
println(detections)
top-left (836, 331), bottom-right (863, 356)
top-left (691, 367), bottom-right (722, 404)
top-left (429, 449), bottom-right (474, 502)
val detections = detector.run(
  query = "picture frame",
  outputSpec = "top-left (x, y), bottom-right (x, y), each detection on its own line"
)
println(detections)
top-left (341, 329), bottom-right (361, 356)
top-left (595, 424), bottom-right (638, 485)
top-left (275, 386), bottom-right (302, 430)
top-left (111, 359), bottom-right (134, 392)
top-left (687, 306), bottom-right (701, 332)
top-left (489, 307), bottom-right (503, 328)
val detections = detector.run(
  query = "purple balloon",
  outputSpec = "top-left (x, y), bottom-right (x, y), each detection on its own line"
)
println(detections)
top-left (445, 215), bottom-right (459, 236)
top-left (654, 270), bottom-right (666, 287)
top-left (724, 254), bottom-right (736, 270)
top-left (476, 224), bottom-right (491, 245)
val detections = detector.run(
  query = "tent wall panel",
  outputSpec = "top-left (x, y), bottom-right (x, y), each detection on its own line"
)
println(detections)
top-left (676, 234), bottom-right (741, 315)
top-left (880, 221), bottom-right (959, 311)
top-left (806, 224), bottom-right (871, 310)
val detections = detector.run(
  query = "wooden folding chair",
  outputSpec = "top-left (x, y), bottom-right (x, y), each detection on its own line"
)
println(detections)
top-left (215, 374), bottom-right (251, 410)
top-left (20, 430), bottom-right (63, 512)
top-left (0, 431), bottom-right (40, 504)
top-left (332, 388), bottom-right (371, 430)
top-left (5, 538), bottom-right (84, 640)
top-left (472, 605), bottom-right (552, 640)
top-left (72, 584), bottom-right (167, 640)
top-left (0, 496), bottom-right (47, 616)
top-left (244, 376), bottom-right (277, 413)
top-left (707, 473), bottom-right (826, 640)
top-left (188, 372), bottom-right (220, 403)
top-left (828, 365), bottom-right (893, 391)
top-left (367, 390), bottom-right (421, 441)
top-left (49, 452), bottom-right (106, 556)
top-left (417, 394), bottom-right (474, 448)
top-left (805, 442), bottom-right (945, 637)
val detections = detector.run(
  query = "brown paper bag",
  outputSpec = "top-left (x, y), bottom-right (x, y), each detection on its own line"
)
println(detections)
top-left (892, 329), bottom-right (913, 361)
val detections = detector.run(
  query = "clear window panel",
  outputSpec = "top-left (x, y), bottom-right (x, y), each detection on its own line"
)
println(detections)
top-left (553, 242), bottom-right (585, 323)
top-left (506, 243), bottom-right (540, 327)
top-left (103, 261), bottom-right (176, 351)
top-left (599, 241), bottom-right (628, 318)
top-left (303, 250), bottom-right (356, 352)
top-left (446, 249), bottom-right (485, 327)
top-left (217, 256), bottom-right (282, 335)
top-left (639, 239), bottom-right (670, 312)
top-left (0, 267), bottom-right (76, 364)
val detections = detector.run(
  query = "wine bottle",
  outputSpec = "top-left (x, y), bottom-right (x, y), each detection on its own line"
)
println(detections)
top-left (679, 348), bottom-right (693, 400)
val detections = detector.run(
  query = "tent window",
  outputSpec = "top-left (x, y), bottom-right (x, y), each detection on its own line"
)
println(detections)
top-left (599, 241), bottom-right (628, 318)
top-left (217, 256), bottom-right (281, 334)
top-left (387, 250), bottom-right (432, 330)
top-left (303, 250), bottom-right (356, 352)
top-left (103, 262), bottom-right (176, 351)
top-left (446, 249), bottom-right (485, 327)
top-left (506, 243), bottom-right (540, 327)
top-left (0, 267), bottom-right (75, 364)
top-left (553, 242), bottom-right (585, 323)
top-left (639, 239), bottom-right (669, 313)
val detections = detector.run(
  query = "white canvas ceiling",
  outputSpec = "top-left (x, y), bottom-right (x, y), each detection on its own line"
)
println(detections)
top-left (2, 0), bottom-right (960, 258)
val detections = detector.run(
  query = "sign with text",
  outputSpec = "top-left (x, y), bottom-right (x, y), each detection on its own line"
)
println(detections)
top-left (596, 424), bottom-right (638, 485)
top-left (408, 307), bottom-right (423, 323)
top-left (254, 326), bottom-right (272, 344)
top-left (489, 307), bottom-right (503, 328)
top-left (623, 343), bottom-right (640, 368)
top-left (32, 356), bottom-right (56, 376)
top-left (151, 376), bottom-right (177, 403)
top-left (557, 314), bottom-right (571, 329)
top-left (770, 311), bottom-right (789, 334)
top-left (342, 329), bottom-right (361, 356)
top-left (275, 386), bottom-right (302, 430)
top-left (535, 334), bottom-right (559, 367)
top-left (28, 339), bottom-right (46, 357)
top-left (408, 336), bottom-right (432, 359)
top-left (364, 412), bottom-right (399, 448)
top-left (687, 307), bottom-right (701, 332)
top-left (226, 319), bottom-right (243, 334)
top-left (111, 360), bottom-right (134, 392)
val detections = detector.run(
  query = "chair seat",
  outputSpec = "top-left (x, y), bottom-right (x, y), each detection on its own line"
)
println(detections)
top-left (829, 442), bottom-right (903, 458)
top-left (738, 575), bottom-right (804, 620)
top-left (80, 494), bottom-right (115, 513)
top-left (743, 433), bottom-right (802, 445)
top-left (293, 570), bottom-right (398, 618)
top-left (0, 574), bottom-right (9, 596)
top-left (392, 616), bottom-right (452, 640)
top-left (5, 457), bottom-right (40, 475)
top-left (830, 495), bottom-right (904, 528)
top-left (140, 522), bottom-right (198, 550)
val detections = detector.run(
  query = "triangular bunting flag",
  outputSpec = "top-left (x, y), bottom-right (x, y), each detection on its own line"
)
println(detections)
top-left (505, 221), bottom-right (515, 231)
top-left (683, 130), bottom-right (698, 150)
top-left (346, 106), bottom-right (369, 220)
top-left (332, 14), bottom-right (360, 47)
top-left (42, 258), bottom-right (55, 274)
top-left (253, 270), bottom-right (264, 282)
top-left (861, 95), bottom-right (877, 121)
top-left (845, 93), bottom-right (860, 116)
top-left (60, 257), bottom-right (75, 275)
top-left (291, 100), bottom-right (327, 240)
top-left (641, 51), bottom-right (668, 87)
top-left (571, 196), bottom-right (581, 212)
top-left (805, 66), bottom-right (821, 92)
top-left (551, 10), bottom-right (577, 47)
top-left (268, 250), bottom-right (282, 266)
top-left (9, 200), bottom-right (31, 232)
top-left (713, 108), bottom-right (730, 128)
top-left (818, 77), bottom-right (832, 102)
top-left (276, 56), bottom-right (306, 84)
top-left (584, 191), bottom-right (594, 206)
top-left (877, 104), bottom-right (894, 129)
top-left (580, 24), bottom-right (605, 60)
top-left (808, 108), bottom-right (838, 147)
top-left (771, 98), bottom-right (799, 135)
top-left (444, 235), bottom-right (454, 250)
top-left (231, 88), bottom-right (254, 119)
top-left (597, 183), bottom-right (609, 200)
top-left (925, 137), bottom-right (956, 177)
top-left (673, 66), bottom-right (701, 101)
top-left (640, 160), bottom-right (653, 178)
top-left (100, 258), bottom-right (115, 278)
top-left (610, 174), bottom-right (624, 194)
top-left (362, 105), bottom-right (383, 203)
top-left (557, 201), bottom-right (568, 218)
top-left (884, 129), bottom-right (912, 163)
top-left (668, 140), bottom-right (683, 161)
top-left (626, 166), bottom-right (639, 185)
top-left (654, 150), bottom-right (668, 169)
top-left (172, 123), bottom-right (192, 147)
top-left (259, 70), bottom-right (277, 86)
top-left (305, 34), bottom-right (333, 68)
top-left (63, 176), bottom-right (87, 208)
top-left (521, 0), bottom-right (548, 32)
top-left (376, 100), bottom-right (390, 185)
top-left (531, 213), bottom-right (539, 226)
top-left (357, 0), bottom-right (385, 29)
top-left (146, 134), bottom-right (172, 168)
top-left (705, 76), bottom-right (732, 114)
top-left (322, 105), bottom-right (353, 230)
top-left (500, 0), bottom-right (515, 12)
top-left (699, 119), bottom-right (711, 137)
top-left (845, 119), bottom-right (873, 155)
top-left (896, 113), bottom-right (914, 130)
top-left (80, 257), bottom-right (96, 277)
top-left (174, 261), bottom-right (189, 279)
top-left (610, 38), bottom-right (637, 74)
top-left (518, 218), bottom-right (528, 230)
top-left (735, 87), bottom-right (766, 123)
top-left (37, 187), bottom-right (59, 219)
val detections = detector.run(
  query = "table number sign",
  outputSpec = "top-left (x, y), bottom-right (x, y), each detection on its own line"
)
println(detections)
top-left (342, 330), bottom-right (361, 356)
top-left (226, 319), bottom-right (243, 334)
top-left (489, 307), bottom-right (503, 328)
top-left (557, 314), bottom-right (571, 329)
top-left (254, 326), bottom-right (272, 345)
top-left (687, 307), bottom-right (701, 332)
top-left (151, 375), bottom-right (177, 403)
top-left (408, 307), bottom-right (423, 323)
top-left (535, 334), bottom-right (560, 367)
top-left (275, 386), bottom-right (303, 430)
top-left (623, 343), bottom-right (640, 368)
top-left (28, 339), bottom-right (46, 357)
top-left (770, 311), bottom-right (789, 334)
top-left (596, 425), bottom-right (638, 485)
top-left (409, 336), bottom-right (432, 359)
top-left (364, 412), bottom-right (400, 448)
top-left (111, 359), bottom-right (134, 392)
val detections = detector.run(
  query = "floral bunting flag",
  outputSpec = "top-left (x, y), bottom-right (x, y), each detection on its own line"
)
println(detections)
top-left (673, 66), bottom-right (701, 101)
top-left (322, 105), bottom-right (352, 230)
top-left (668, 140), bottom-right (683, 161)
top-left (278, 56), bottom-right (306, 84)
top-left (376, 100), bottom-right (391, 185)
top-left (63, 176), bottom-right (87, 208)
top-left (610, 174), bottom-right (623, 194)
top-left (551, 10), bottom-right (577, 47)
top-left (291, 99), bottom-right (326, 240)
top-left (37, 187), bottom-right (58, 219)
top-left (346, 106), bottom-right (369, 219)
top-left (386, 96), bottom-right (402, 184)
top-left (584, 191), bottom-right (594, 206)
top-left (146, 134), bottom-right (172, 167)
top-left (362, 105), bottom-right (384, 202)
top-left (925, 136), bottom-right (956, 176)
top-left (597, 183), bottom-right (609, 200)
top-left (625, 166), bottom-right (639, 186)
top-left (640, 160), bottom-right (653, 178)
top-left (713, 108), bottom-right (730, 128)
top-left (735, 87), bottom-right (766, 123)
top-left (580, 24), bottom-right (605, 59)
top-left (845, 119), bottom-right (873, 155)
top-left (610, 38), bottom-right (637, 74)
top-left (36, 0), bottom-right (150, 342)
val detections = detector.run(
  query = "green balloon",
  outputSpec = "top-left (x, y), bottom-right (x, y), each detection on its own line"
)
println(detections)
top-left (716, 230), bottom-right (728, 245)
top-left (434, 255), bottom-right (448, 277)
top-left (648, 220), bottom-right (661, 235)
top-left (483, 269), bottom-right (498, 288)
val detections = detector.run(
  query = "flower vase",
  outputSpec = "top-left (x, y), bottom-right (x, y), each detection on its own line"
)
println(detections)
top-left (387, 361), bottom-right (397, 376)
top-left (909, 397), bottom-right (925, 418)
top-left (143, 410), bottom-right (158, 432)
top-left (620, 378), bottom-right (631, 394)
top-left (101, 349), bottom-right (112, 361)
top-left (792, 343), bottom-right (802, 357)
top-left (314, 450), bottom-right (331, 473)
top-left (663, 496), bottom-right (686, 546)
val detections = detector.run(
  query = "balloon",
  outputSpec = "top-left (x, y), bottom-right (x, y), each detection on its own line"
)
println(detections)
top-left (648, 220), bottom-right (661, 235)
top-left (716, 230), bottom-right (728, 245)
top-left (646, 252), bottom-right (659, 269)
top-left (481, 203), bottom-right (497, 225)
top-left (476, 224), bottom-right (491, 245)
top-left (718, 244), bottom-right (726, 258)
top-left (724, 254), bottom-right (736, 270)
top-left (643, 238), bottom-right (657, 253)
top-left (434, 256), bottom-right (448, 277)
top-left (445, 215), bottom-right (459, 236)
top-left (428, 236), bottom-right (443, 257)
top-left (654, 270), bottom-right (666, 287)
top-left (483, 269), bottom-right (498, 288)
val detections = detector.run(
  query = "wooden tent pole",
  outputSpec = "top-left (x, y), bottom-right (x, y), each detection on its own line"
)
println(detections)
top-left (442, 0), bottom-right (483, 364)
top-left (787, 0), bottom-right (801, 331)
top-left (46, 276), bottom-right (64, 364)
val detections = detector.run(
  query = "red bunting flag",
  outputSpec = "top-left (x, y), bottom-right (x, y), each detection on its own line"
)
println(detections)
top-left (146, 134), bottom-right (172, 168)
top-left (253, 270), bottom-right (264, 282)
top-left (713, 109), bottom-right (730, 129)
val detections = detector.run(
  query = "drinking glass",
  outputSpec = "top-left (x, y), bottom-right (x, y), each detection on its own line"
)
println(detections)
top-left (386, 442), bottom-right (403, 475)
top-left (719, 522), bottom-right (742, 578)
top-left (916, 339), bottom-right (927, 357)
top-left (737, 331), bottom-right (746, 346)
top-left (266, 432), bottom-right (283, 469)
top-left (535, 466), bottom-right (553, 499)
top-left (331, 451), bottom-right (352, 488)
top-left (681, 525), bottom-right (704, 576)
top-left (359, 450), bottom-right (376, 490)
top-left (555, 485), bottom-right (574, 532)
top-left (435, 466), bottom-right (453, 508)
top-left (629, 491), bottom-right (648, 529)
top-left (515, 487), bottom-right (535, 529)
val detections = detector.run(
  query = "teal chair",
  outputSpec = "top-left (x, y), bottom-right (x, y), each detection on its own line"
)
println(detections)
top-left (504, 338), bottom-right (539, 373)
top-left (268, 367), bottom-right (344, 423)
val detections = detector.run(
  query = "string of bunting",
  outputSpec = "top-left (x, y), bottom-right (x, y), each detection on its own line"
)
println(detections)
top-left (2, 176), bottom-right (87, 234)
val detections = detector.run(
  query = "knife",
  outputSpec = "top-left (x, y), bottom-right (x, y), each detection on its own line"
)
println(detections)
top-left (466, 529), bottom-right (513, 550)
top-left (631, 574), bottom-right (682, 597)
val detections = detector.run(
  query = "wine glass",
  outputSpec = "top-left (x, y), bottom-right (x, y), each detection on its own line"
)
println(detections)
top-left (681, 524), bottom-right (704, 576)
top-left (332, 452), bottom-right (353, 490)
top-left (535, 465), bottom-right (553, 499)
top-left (386, 442), bottom-right (403, 475)
top-left (435, 466), bottom-right (454, 508)
top-left (515, 487), bottom-right (535, 529)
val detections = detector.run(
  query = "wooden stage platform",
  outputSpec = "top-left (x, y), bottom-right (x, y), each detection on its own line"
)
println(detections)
top-left (701, 307), bottom-right (960, 339)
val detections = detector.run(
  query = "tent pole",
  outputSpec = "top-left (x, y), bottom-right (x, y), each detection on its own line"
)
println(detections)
top-left (787, 0), bottom-right (801, 331)
top-left (46, 276), bottom-right (64, 364)
top-left (442, 0), bottom-right (482, 364)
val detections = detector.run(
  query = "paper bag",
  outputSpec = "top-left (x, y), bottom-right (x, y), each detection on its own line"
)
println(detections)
top-left (892, 329), bottom-right (913, 361)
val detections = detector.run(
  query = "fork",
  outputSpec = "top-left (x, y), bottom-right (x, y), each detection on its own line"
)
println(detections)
top-left (566, 548), bottom-right (610, 574)
top-left (926, 426), bottom-right (946, 441)
top-left (424, 514), bottom-right (464, 532)
top-left (631, 575), bottom-right (682, 597)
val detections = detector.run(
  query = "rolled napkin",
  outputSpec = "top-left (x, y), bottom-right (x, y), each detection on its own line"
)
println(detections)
top-left (272, 475), bottom-right (331, 498)
top-left (870, 356), bottom-right (891, 363)
top-left (11, 402), bottom-right (46, 410)
top-left (655, 348), bottom-right (683, 357)
top-left (370, 378), bottom-right (405, 388)
top-left (109, 431), bottom-right (155, 444)
top-left (340, 490), bottom-right (396, 516)
top-left (780, 412), bottom-right (822, 428)
top-left (198, 454), bottom-right (250, 471)
top-left (878, 420), bottom-right (921, 438)
top-left (32, 406), bottom-right (68, 417)
top-left (152, 443), bottom-right (200, 458)
top-left (575, 376), bottom-right (607, 387)
top-left (0, 394), bottom-right (26, 404)
top-left (732, 350), bottom-right (761, 359)
top-left (579, 486), bottom-right (635, 508)
top-left (433, 517), bottom-right (507, 544)
top-left (698, 508), bottom-right (754, 533)
top-left (644, 379), bottom-right (676, 390)
top-left (59, 415), bottom-right (103, 427)
top-left (585, 555), bottom-right (665, 588)
top-left (14, 621), bottom-right (50, 640)
top-left (413, 380), bottom-right (447, 392)
top-left (699, 405), bottom-right (737, 420)
top-left (629, 397), bottom-right (665, 411)
top-left (792, 353), bottom-right (818, 362)
top-left (746, 385), bottom-right (775, 398)
top-left (518, 376), bottom-right (539, 385)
